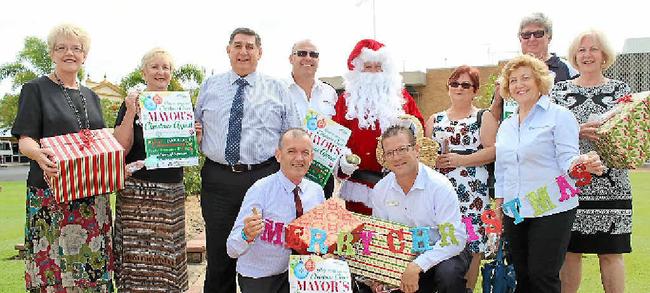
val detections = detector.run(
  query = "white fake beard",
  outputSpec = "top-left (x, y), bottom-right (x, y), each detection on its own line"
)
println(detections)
top-left (343, 71), bottom-right (405, 131)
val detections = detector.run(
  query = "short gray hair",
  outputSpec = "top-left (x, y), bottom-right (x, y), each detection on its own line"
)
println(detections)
top-left (519, 12), bottom-right (553, 39)
top-left (278, 128), bottom-right (311, 149)
top-left (229, 27), bottom-right (261, 48)
top-left (47, 23), bottom-right (91, 54)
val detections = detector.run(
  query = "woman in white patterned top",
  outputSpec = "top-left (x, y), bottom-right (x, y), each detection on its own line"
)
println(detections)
top-left (425, 65), bottom-right (498, 293)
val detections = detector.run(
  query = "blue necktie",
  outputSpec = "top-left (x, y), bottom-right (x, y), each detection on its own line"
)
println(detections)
top-left (225, 78), bottom-right (249, 165)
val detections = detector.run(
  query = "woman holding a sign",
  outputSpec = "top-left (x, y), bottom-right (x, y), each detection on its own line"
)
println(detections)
top-left (494, 54), bottom-right (604, 293)
top-left (12, 24), bottom-right (114, 292)
top-left (113, 48), bottom-right (201, 292)
top-left (551, 30), bottom-right (632, 293)
top-left (425, 65), bottom-right (498, 293)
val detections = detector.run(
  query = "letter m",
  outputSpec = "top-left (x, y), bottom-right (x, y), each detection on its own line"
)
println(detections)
top-left (526, 186), bottom-right (557, 216)
top-left (260, 219), bottom-right (284, 245)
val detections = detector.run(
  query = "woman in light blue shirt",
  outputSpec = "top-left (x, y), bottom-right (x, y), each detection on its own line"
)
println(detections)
top-left (494, 54), bottom-right (604, 293)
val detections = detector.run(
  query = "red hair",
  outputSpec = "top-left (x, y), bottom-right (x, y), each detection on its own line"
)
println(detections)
top-left (448, 65), bottom-right (480, 93)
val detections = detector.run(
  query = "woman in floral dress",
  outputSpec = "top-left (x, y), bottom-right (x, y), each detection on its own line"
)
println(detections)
top-left (11, 24), bottom-right (113, 292)
top-left (425, 65), bottom-right (498, 293)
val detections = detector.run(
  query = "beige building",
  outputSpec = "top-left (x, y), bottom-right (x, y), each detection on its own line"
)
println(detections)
top-left (85, 76), bottom-right (125, 102)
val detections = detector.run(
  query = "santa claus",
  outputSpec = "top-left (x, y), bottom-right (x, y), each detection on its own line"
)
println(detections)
top-left (334, 39), bottom-right (424, 215)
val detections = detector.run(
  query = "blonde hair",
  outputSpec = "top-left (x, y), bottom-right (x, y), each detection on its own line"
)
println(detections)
top-left (140, 47), bottom-right (175, 71)
top-left (47, 23), bottom-right (91, 54)
top-left (567, 29), bottom-right (616, 71)
top-left (499, 54), bottom-right (554, 98)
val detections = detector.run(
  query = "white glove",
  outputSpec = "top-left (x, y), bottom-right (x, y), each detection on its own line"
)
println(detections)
top-left (339, 147), bottom-right (359, 176)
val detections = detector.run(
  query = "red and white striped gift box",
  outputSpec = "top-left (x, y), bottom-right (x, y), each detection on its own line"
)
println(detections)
top-left (40, 129), bottom-right (125, 203)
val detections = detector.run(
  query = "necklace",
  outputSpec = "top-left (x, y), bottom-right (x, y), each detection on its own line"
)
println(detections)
top-left (53, 72), bottom-right (90, 130)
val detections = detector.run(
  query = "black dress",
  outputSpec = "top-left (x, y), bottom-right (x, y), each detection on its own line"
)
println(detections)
top-left (550, 79), bottom-right (632, 254)
top-left (11, 76), bottom-right (113, 291)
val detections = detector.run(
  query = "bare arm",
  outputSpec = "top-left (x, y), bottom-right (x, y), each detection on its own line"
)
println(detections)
top-left (19, 136), bottom-right (58, 177)
top-left (437, 112), bottom-right (498, 168)
top-left (112, 91), bottom-right (139, 155)
top-left (424, 114), bottom-right (436, 139)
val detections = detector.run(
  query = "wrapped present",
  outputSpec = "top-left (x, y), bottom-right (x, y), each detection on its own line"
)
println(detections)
top-left (346, 213), bottom-right (416, 287)
top-left (40, 129), bottom-right (125, 203)
top-left (287, 198), bottom-right (364, 255)
top-left (595, 92), bottom-right (650, 169)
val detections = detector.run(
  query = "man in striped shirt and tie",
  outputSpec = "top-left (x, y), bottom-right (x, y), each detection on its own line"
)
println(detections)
top-left (194, 27), bottom-right (301, 293)
top-left (226, 128), bottom-right (325, 293)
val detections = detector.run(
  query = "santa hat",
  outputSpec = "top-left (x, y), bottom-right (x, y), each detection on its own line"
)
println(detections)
top-left (347, 39), bottom-right (393, 72)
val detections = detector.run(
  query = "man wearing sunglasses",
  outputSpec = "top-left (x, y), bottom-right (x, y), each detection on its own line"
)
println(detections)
top-left (286, 40), bottom-right (339, 198)
top-left (332, 39), bottom-right (424, 216)
top-left (489, 12), bottom-right (578, 122)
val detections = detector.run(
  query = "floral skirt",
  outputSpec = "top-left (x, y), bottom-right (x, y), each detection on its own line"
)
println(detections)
top-left (113, 178), bottom-right (188, 293)
top-left (24, 186), bottom-right (113, 292)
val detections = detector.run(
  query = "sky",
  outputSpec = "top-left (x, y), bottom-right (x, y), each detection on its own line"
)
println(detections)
top-left (1, 0), bottom-right (649, 94)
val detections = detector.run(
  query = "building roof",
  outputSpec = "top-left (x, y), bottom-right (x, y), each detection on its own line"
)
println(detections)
top-left (85, 77), bottom-right (125, 102)
top-left (622, 38), bottom-right (650, 54)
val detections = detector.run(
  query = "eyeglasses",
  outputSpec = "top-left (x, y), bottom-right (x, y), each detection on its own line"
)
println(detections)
top-left (383, 144), bottom-right (414, 158)
top-left (449, 81), bottom-right (473, 90)
top-left (54, 45), bottom-right (84, 54)
top-left (293, 50), bottom-right (319, 58)
top-left (520, 30), bottom-right (546, 40)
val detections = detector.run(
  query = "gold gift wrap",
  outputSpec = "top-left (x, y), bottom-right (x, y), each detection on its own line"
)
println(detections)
top-left (345, 213), bottom-right (416, 287)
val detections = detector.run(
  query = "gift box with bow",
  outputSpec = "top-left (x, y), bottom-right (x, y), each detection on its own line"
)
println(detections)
top-left (40, 128), bottom-right (125, 203)
top-left (595, 92), bottom-right (650, 169)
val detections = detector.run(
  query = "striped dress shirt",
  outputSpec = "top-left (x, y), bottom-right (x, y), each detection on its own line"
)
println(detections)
top-left (195, 71), bottom-right (301, 164)
top-left (226, 171), bottom-right (325, 278)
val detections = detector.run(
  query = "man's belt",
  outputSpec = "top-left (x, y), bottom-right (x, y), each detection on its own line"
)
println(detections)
top-left (208, 157), bottom-right (277, 173)
top-left (350, 170), bottom-right (386, 185)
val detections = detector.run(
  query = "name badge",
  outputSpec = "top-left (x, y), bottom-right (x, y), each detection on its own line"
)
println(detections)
top-left (385, 200), bottom-right (400, 207)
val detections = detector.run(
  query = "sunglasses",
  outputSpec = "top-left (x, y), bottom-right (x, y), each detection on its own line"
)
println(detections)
top-left (448, 81), bottom-right (473, 90)
top-left (293, 50), bottom-right (319, 58)
top-left (520, 30), bottom-right (546, 40)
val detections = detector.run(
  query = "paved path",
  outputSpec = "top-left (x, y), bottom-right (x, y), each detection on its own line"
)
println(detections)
top-left (0, 164), bottom-right (29, 182)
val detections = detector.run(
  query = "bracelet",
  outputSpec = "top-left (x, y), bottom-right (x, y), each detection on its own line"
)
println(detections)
top-left (241, 229), bottom-right (254, 243)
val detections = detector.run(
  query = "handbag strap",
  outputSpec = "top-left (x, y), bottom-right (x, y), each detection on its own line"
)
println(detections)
top-left (496, 237), bottom-right (506, 263)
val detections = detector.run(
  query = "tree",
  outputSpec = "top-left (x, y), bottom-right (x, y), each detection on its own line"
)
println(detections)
top-left (0, 37), bottom-right (86, 128)
top-left (475, 74), bottom-right (498, 109)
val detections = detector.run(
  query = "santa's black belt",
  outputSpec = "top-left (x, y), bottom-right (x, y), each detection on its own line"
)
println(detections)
top-left (350, 170), bottom-right (386, 185)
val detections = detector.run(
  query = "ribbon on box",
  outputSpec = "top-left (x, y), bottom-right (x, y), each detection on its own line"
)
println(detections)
top-left (616, 94), bottom-right (633, 104)
top-left (78, 128), bottom-right (96, 149)
top-left (40, 129), bottom-right (125, 203)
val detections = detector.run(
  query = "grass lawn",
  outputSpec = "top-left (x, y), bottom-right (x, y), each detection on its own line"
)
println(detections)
top-left (1, 172), bottom-right (649, 292)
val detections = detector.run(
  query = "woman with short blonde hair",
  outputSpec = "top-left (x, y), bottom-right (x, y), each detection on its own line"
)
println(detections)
top-left (552, 30), bottom-right (632, 293)
top-left (12, 23), bottom-right (113, 292)
top-left (112, 47), bottom-right (200, 292)
top-left (495, 54), bottom-right (605, 293)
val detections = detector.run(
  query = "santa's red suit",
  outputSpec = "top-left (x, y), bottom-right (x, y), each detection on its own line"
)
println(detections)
top-left (333, 39), bottom-right (424, 215)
